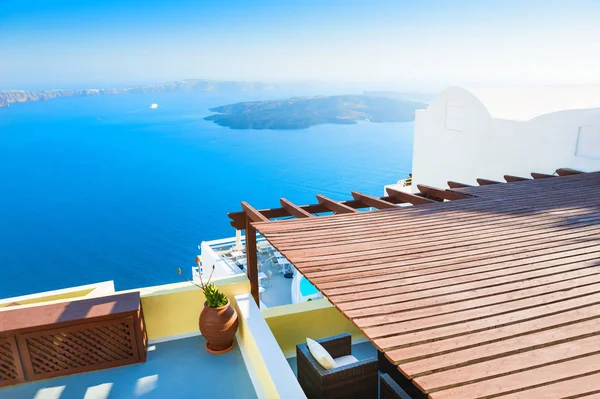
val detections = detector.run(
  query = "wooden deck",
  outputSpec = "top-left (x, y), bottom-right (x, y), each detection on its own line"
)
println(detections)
top-left (253, 172), bottom-right (600, 399)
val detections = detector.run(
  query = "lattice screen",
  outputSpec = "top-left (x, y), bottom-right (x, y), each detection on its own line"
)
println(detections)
top-left (0, 337), bottom-right (23, 387)
top-left (20, 317), bottom-right (139, 380)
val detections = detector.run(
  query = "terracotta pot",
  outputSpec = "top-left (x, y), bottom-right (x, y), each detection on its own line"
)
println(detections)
top-left (199, 299), bottom-right (239, 354)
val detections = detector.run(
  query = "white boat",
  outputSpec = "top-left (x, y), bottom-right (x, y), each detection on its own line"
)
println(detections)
top-left (149, 103), bottom-right (158, 109)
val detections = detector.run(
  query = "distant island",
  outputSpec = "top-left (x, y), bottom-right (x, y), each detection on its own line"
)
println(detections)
top-left (0, 79), bottom-right (279, 108)
top-left (204, 94), bottom-right (427, 129)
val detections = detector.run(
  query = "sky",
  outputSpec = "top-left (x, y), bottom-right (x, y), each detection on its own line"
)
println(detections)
top-left (1, 0), bottom-right (600, 90)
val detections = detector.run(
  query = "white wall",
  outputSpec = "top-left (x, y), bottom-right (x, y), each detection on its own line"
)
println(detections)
top-left (411, 87), bottom-right (600, 188)
top-left (199, 240), bottom-right (240, 280)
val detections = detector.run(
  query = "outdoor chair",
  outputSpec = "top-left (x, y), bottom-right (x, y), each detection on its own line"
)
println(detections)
top-left (296, 333), bottom-right (378, 399)
top-left (271, 258), bottom-right (282, 271)
top-left (380, 373), bottom-right (412, 399)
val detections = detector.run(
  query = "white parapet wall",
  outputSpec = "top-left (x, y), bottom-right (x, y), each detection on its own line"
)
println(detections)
top-left (199, 239), bottom-right (241, 280)
top-left (411, 86), bottom-right (600, 189)
top-left (234, 293), bottom-right (307, 399)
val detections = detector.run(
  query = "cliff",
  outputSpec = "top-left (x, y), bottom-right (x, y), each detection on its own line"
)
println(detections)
top-left (0, 79), bottom-right (279, 108)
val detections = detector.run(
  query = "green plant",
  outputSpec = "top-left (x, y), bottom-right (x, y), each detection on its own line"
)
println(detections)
top-left (203, 283), bottom-right (228, 308)
top-left (178, 264), bottom-right (229, 308)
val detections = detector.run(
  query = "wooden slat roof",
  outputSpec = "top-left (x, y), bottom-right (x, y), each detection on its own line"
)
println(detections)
top-left (250, 171), bottom-right (600, 399)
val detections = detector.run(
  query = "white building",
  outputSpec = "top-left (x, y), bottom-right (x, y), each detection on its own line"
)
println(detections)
top-left (410, 86), bottom-right (600, 188)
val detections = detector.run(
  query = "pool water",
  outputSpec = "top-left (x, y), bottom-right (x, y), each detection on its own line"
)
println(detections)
top-left (300, 276), bottom-right (319, 297)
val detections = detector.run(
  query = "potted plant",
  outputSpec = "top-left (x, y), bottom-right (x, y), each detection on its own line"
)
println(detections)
top-left (178, 264), bottom-right (239, 354)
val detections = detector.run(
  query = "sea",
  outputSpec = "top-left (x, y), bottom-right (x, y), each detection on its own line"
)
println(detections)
top-left (0, 91), bottom-right (414, 298)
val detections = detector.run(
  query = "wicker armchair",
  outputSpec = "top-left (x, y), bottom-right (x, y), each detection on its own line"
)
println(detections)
top-left (380, 373), bottom-right (413, 399)
top-left (296, 333), bottom-right (378, 399)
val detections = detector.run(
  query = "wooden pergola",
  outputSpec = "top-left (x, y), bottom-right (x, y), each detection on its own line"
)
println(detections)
top-left (228, 181), bottom-right (476, 304)
top-left (229, 168), bottom-right (600, 398)
top-left (228, 168), bottom-right (584, 305)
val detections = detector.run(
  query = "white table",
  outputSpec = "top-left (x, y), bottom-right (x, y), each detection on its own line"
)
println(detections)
top-left (278, 260), bottom-right (291, 274)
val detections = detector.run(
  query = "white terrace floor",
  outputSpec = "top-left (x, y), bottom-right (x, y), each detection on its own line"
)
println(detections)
top-left (258, 260), bottom-right (294, 308)
top-left (0, 336), bottom-right (257, 399)
top-left (221, 251), bottom-right (295, 308)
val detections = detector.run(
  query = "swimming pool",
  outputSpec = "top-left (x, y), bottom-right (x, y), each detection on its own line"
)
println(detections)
top-left (299, 276), bottom-right (319, 297)
top-left (292, 272), bottom-right (322, 304)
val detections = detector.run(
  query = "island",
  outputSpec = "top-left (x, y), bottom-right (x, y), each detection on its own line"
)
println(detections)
top-left (0, 79), bottom-right (279, 108)
top-left (204, 94), bottom-right (427, 129)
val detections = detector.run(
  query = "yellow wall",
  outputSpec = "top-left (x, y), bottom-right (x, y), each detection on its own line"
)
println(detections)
top-left (262, 299), bottom-right (365, 356)
top-left (0, 288), bottom-right (95, 308)
top-left (136, 275), bottom-right (250, 340)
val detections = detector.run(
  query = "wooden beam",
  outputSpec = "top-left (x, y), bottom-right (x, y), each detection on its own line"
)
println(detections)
top-left (417, 184), bottom-right (473, 201)
top-left (448, 181), bottom-right (473, 189)
top-left (351, 191), bottom-right (397, 209)
top-left (229, 202), bottom-right (345, 229)
top-left (245, 218), bottom-right (259, 306)
top-left (229, 212), bottom-right (247, 230)
top-left (477, 178), bottom-right (503, 186)
top-left (386, 187), bottom-right (436, 205)
top-left (241, 201), bottom-right (269, 223)
top-left (229, 193), bottom-right (417, 229)
top-left (556, 168), bottom-right (584, 176)
top-left (316, 194), bottom-right (359, 214)
top-left (280, 198), bottom-right (313, 218)
top-left (531, 172), bottom-right (556, 180)
top-left (504, 175), bottom-right (530, 182)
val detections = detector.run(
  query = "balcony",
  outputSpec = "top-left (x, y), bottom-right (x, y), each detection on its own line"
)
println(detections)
top-left (0, 273), bottom-right (364, 399)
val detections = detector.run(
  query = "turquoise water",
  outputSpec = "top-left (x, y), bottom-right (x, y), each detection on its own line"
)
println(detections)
top-left (299, 276), bottom-right (319, 297)
top-left (0, 92), bottom-right (414, 298)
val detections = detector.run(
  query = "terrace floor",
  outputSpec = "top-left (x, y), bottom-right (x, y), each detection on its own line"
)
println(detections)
top-left (259, 261), bottom-right (293, 308)
top-left (0, 336), bottom-right (257, 399)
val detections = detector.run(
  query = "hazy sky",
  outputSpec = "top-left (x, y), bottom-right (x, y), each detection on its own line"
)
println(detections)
top-left (1, 0), bottom-right (600, 89)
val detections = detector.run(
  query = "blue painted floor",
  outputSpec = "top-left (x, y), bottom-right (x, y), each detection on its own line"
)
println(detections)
top-left (0, 336), bottom-right (257, 399)
top-left (287, 341), bottom-right (377, 375)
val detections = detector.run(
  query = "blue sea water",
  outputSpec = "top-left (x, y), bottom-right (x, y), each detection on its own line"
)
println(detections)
top-left (0, 92), bottom-right (414, 298)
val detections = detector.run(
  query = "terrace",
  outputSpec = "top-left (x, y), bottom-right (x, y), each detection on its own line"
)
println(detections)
top-left (198, 237), bottom-right (304, 308)
top-left (0, 273), bottom-right (362, 398)
top-left (1, 168), bottom-right (599, 399)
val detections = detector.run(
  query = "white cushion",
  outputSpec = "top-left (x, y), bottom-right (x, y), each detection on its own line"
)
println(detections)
top-left (306, 338), bottom-right (336, 369)
top-left (333, 355), bottom-right (358, 367)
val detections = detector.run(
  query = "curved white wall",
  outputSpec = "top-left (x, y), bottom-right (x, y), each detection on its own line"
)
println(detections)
top-left (412, 87), bottom-right (600, 188)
